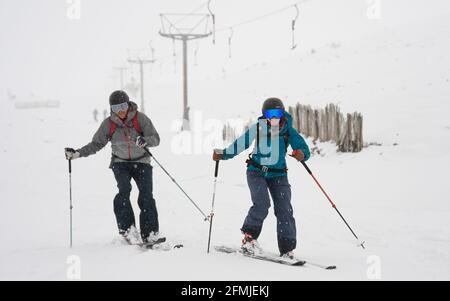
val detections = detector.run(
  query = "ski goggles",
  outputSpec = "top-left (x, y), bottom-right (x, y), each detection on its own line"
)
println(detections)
top-left (264, 108), bottom-right (284, 119)
top-left (111, 102), bottom-right (129, 113)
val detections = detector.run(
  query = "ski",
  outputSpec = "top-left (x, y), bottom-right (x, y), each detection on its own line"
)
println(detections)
top-left (303, 261), bottom-right (336, 270)
top-left (139, 238), bottom-right (184, 251)
top-left (140, 237), bottom-right (167, 249)
top-left (214, 245), bottom-right (336, 269)
top-left (214, 245), bottom-right (306, 267)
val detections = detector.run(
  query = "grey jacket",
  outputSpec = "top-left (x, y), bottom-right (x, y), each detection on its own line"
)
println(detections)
top-left (77, 101), bottom-right (160, 167)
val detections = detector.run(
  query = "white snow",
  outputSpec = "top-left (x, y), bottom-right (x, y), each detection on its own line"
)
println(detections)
top-left (0, 0), bottom-right (450, 281)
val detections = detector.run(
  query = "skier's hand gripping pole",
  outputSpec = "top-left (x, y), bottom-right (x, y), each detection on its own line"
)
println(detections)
top-left (298, 160), bottom-right (365, 249)
top-left (207, 161), bottom-right (220, 253)
top-left (142, 147), bottom-right (209, 221)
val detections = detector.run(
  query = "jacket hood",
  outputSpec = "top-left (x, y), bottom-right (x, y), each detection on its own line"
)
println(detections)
top-left (283, 111), bottom-right (293, 128)
top-left (278, 111), bottom-right (293, 135)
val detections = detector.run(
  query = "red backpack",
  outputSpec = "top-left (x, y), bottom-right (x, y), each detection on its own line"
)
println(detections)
top-left (108, 112), bottom-right (143, 139)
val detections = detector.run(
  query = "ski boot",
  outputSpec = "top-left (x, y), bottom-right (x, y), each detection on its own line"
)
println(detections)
top-left (142, 231), bottom-right (162, 244)
top-left (241, 233), bottom-right (262, 255)
top-left (120, 225), bottom-right (141, 245)
top-left (280, 251), bottom-right (295, 261)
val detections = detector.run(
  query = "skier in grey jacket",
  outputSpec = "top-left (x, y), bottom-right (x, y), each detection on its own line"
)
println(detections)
top-left (65, 90), bottom-right (161, 244)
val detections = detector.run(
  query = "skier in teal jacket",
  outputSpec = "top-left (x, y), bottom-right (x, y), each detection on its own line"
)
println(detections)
top-left (213, 98), bottom-right (310, 259)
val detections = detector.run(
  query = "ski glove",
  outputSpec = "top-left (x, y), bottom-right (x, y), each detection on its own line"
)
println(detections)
top-left (136, 136), bottom-right (148, 148)
top-left (212, 149), bottom-right (224, 161)
top-left (65, 148), bottom-right (80, 160)
top-left (290, 149), bottom-right (305, 161)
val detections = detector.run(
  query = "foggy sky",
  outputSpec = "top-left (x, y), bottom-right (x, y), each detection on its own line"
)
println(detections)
top-left (1, 0), bottom-right (450, 106)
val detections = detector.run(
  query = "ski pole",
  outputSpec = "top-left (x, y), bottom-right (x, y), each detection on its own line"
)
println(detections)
top-left (299, 160), bottom-right (365, 249)
top-left (207, 161), bottom-right (219, 253)
top-left (68, 158), bottom-right (73, 248)
top-left (143, 147), bottom-right (209, 221)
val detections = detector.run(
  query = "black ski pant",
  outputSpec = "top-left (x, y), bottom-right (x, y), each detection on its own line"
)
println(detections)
top-left (112, 162), bottom-right (158, 239)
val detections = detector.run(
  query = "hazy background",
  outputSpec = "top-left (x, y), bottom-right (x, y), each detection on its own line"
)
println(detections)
top-left (2, 0), bottom-right (450, 111)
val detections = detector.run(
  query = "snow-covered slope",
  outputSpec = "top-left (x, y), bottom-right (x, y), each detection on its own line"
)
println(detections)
top-left (1, 7), bottom-right (450, 280)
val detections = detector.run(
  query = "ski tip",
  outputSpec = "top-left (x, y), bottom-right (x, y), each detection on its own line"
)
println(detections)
top-left (326, 266), bottom-right (337, 270)
top-left (173, 244), bottom-right (184, 249)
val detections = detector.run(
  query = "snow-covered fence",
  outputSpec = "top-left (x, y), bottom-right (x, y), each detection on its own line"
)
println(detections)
top-left (288, 103), bottom-right (363, 152)
top-left (222, 119), bottom-right (252, 144)
top-left (222, 123), bottom-right (236, 143)
top-left (223, 103), bottom-right (363, 153)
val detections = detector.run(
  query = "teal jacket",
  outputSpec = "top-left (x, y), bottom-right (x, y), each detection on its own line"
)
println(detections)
top-left (222, 112), bottom-right (310, 178)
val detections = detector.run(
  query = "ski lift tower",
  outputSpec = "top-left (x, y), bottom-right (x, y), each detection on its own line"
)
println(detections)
top-left (159, 13), bottom-right (211, 130)
top-left (127, 49), bottom-right (156, 115)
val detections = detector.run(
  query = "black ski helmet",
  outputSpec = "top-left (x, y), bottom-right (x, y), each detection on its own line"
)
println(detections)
top-left (109, 90), bottom-right (129, 106)
top-left (262, 97), bottom-right (285, 115)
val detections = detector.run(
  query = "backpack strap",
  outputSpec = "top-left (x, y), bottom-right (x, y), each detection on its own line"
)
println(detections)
top-left (108, 118), bottom-right (117, 140)
top-left (256, 119), bottom-right (260, 154)
top-left (132, 112), bottom-right (143, 135)
top-left (255, 116), bottom-right (266, 154)
top-left (283, 130), bottom-right (290, 150)
top-left (279, 115), bottom-right (290, 149)
top-left (108, 112), bottom-right (143, 140)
